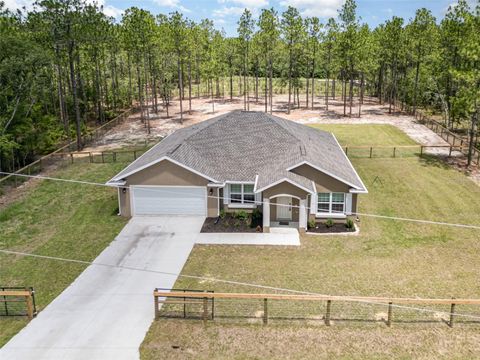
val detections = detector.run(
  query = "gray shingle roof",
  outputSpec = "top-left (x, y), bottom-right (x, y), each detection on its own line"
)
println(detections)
top-left (109, 111), bottom-right (367, 192)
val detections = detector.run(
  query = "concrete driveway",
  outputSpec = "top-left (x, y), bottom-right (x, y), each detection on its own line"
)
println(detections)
top-left (1, 216), bottom-right (205, 360)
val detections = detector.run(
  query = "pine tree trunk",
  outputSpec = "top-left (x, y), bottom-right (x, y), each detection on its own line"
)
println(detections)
top-left (177, 53), bottom-right (184, 124)
top-left (467, 109), bottom-right (478, 167)
top-left (359, 73), bottom-right (364, 118)
top-left (264, 58), bottom-right (268, 112)
top-left (269, 58), bottom-right (273, 114)
top-left (306, 76), bottom-right (309, 109)
top-left (287, 48), bottom-right (292, 114)
top-left (68, 40), bottom-right (82, 151)
top-left (230, 72), bottom-right (233, 100)
top-left (413, 60), bottom-right (420, 115)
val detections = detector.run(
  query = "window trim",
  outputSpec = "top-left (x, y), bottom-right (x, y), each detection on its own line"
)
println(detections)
top-left (229, 183), bottom-right (256, 206)
top-left (316, 192), bottom-right (346, 215)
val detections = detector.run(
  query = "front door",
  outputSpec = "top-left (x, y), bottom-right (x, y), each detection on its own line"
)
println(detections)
top-left (277, 196), bottom-right (292, 220)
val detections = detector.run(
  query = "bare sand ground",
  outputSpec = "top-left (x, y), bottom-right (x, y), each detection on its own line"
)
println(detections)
top-left (90, 95), bottom-right (450, 151)
top-left (87, 94), bottom-right (479, 185)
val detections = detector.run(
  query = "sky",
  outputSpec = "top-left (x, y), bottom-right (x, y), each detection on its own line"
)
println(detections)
top-left (3, 0), bottom-right (476, 36)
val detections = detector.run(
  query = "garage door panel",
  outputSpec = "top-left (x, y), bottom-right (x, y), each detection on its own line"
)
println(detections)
top-left (132, 187), bottom-right (206, 216)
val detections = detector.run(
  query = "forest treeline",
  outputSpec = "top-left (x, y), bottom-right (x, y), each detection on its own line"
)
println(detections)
top-left (0, 0), bottom-right (479, 172)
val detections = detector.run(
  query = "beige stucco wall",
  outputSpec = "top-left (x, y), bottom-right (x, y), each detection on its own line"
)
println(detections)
top-left (351, 193), bottom-right (358, 215)
top-left (207, 188), bottom-right (219, 217)
top-left (118, 159), bottom-right (214, 217)
top-left (262, 181), bottom-right (309, 199)
top-left (124, 160), bottom-right (210, 187)
top-left (291, 164), bottom-right (351, 193)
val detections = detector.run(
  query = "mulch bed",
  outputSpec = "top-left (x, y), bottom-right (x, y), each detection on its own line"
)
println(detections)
top-left (307, 223), bottom-right (356, 234)
top-left (201, 214), bottom-right (262, 233)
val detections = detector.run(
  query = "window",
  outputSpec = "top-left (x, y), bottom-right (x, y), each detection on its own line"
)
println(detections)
top-left (230, 184), bottom-right (256, 205)
top-left (317, 193), bottom-right (330, 213)
top-left (317, 193), bottom-right (345, 214)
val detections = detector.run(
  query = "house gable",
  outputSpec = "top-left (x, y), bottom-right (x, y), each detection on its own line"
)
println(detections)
top-left (124, 159), bottom-right (210, 187)
top-left (261, 180), bottom-right (310, 199)
top-left (290, 163), bottom-right (352, 193)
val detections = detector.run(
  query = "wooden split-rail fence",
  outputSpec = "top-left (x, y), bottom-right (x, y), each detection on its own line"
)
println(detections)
top-left (0, 288), bottom-right (36, 320)
top-left (154, 290), bottom-right (480, 328)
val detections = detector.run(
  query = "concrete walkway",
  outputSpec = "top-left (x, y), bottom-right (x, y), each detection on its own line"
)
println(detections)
top-left (195, 227), bottom-right (300, 246)
top-left (1, 216), bottom-right (205, 360)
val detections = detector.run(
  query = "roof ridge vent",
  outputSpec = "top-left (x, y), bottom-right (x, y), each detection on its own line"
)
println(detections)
top-left (300, 144), bottom-right (307, 156)
top-left (168, 143), bottom-right (182, 155)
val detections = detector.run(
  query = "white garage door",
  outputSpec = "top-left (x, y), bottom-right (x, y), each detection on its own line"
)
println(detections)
top-left (131, 186), bottom-right (207, 216)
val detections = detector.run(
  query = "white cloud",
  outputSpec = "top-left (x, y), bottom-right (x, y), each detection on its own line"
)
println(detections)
top-left (85, 0), bottom-right (124, 18)
top-left (279, 0), bottom-right (344, 18)
top-left (219, 0), bottom-right (269, 7)
top-left (153, 0), bottom-right (191, 13)
top-left (2, 0), bottom-right (34, 12)
top-left (213, 6), bottom-right (246, 18)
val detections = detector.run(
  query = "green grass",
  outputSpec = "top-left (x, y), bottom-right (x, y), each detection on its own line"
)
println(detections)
top-left (310, 124), bottom-right (417, 147)
top-left (0, 161), bottom-right (128, 347)
top-left (141, 126), bottom-right (480, 359)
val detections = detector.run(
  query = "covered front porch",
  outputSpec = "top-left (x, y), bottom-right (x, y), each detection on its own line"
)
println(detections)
top-left (260, 181), bottom-right (310, 234)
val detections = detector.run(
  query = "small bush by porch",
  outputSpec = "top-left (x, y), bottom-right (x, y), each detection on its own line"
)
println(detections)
top-left (200, 210), bottom-right (263, 233)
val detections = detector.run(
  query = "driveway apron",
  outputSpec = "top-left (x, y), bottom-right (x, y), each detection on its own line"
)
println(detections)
top-left (1, 216), bottom-right (204, 360)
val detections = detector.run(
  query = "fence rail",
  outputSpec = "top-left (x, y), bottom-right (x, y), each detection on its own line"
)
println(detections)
top-left (396, 102), bottom-right (480, 166)
top-left (154, 290), bottom-right (480, 328)
top-left (0, 287), bottom-right (36, 319)
top-left (48, 145), bottom-right (157, 165)
top-left (343, 144), bottom-right (465, 159)
top-left (0, 108), bottom-right (135, 189)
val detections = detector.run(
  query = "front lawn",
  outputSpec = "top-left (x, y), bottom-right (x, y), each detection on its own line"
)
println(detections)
top-left (142, 156), bottom-right (480, 357)
top-left (0, 162), bottom-right (127, 347)
top-left (310, 124), bottom-right (417, 146)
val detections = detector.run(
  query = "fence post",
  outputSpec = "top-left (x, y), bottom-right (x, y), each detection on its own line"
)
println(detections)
top-left (386, 302), bottom-right (393, 327)
top-left (26, 293), bottom-right (34, 320)
top-left (263, 298), bottom-right (268, 325)
top-left (113, 152), bottom-right (117, 163)
top-left (393, 147), bottom-right (396, 158)
top-left (420, 146), bottom-right (424, 156)
top-left (101, 152), bottom-right (105, 163)
top-left (369, 147), bottom-right (373, 158)
top-left (345, 147), bottom-right (348, 156)
top-left (325, 300), bottom-right (331, 326)
top-left (203, 294), bottom-right (208, 323)
top-left (449, 146), bottom-right (453, 157)
top-left (154, 292), bottom-right (159, 320)
top-left (449, 301), bottom-right (456, 328)
top-left (183, 295), bottom-right (186, 319)
top-left (134, 151), bottom-right (137, 160)
top-left (70, 153), bottom-right (74, 164)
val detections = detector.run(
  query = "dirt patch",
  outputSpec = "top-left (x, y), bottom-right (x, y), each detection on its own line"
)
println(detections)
top-left (201, 214), bottom-right (262, 233)
top-left (307, 222), bottom-right (356, 234)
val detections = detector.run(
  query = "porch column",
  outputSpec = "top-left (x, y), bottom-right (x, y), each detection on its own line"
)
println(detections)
top-left (263, 198), bottom-right (270, 233)
top-left (299, 198), bottom-right (307, 233)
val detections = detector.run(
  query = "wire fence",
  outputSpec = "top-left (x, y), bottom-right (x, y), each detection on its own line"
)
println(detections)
top-left (154, 290), bottom-right (480, 328)
top-left (0, 108), bottom-right (135, 190)
top-left (395, 102), bottom-right (480, 166)
top-left (0, 287), bottom-right (36, 319)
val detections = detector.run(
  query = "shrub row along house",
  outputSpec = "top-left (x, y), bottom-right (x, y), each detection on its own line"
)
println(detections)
top-left (107, 111), bottom-right (367, 233)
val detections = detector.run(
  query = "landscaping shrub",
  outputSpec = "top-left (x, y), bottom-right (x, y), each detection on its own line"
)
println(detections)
top-left (219, 209), bottom-right (225, 219)
top-left (234, 210), bottom-right (249, 221)
top-left (325, 219), bottom-right (334, 228)
top-left (251, 208), bottom-right (261, 222)
top-left (346, 218), bottom-right (355, 230)
top-left (307, 219), bottom-right (316, 229)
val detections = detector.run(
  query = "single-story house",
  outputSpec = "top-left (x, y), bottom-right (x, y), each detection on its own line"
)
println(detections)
top-left (107, 110), bottom-right (367, 233)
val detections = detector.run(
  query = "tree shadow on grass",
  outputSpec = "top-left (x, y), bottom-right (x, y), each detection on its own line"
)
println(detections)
top-left (419, 154), bottom-right (452, 170)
